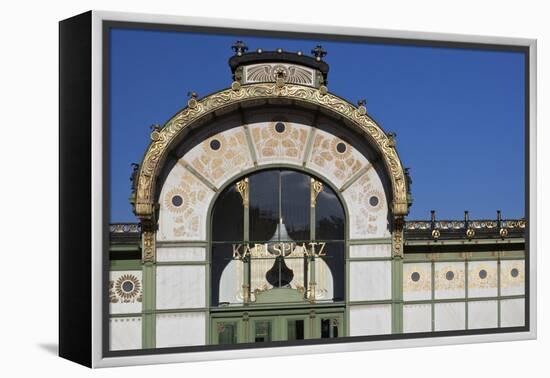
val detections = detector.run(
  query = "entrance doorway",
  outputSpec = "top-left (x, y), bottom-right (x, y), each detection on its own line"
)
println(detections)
top-left (211, 309), bottom-right (344, 344)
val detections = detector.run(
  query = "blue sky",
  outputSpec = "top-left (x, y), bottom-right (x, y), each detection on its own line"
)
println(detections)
top-left (109, 28), bottom-right (525, 223)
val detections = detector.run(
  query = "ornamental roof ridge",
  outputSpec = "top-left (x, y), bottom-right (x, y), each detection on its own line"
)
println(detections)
top-left (228, 41), bottom-right (329, 88)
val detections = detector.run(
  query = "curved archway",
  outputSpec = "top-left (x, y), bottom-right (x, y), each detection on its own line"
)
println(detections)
top-left (133, 83), bottom-right (409, 223)
top-left (209, 168), bottom-right (346, 306)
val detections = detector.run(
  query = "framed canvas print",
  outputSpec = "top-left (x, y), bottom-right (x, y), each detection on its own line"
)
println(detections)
top-left (59, 10), bottom-right (537, 368)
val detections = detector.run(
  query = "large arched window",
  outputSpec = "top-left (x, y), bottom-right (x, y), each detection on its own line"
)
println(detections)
top-left (211, 169), bottom-right (345, 306)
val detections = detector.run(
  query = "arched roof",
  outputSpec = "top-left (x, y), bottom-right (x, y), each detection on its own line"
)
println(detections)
top-left (133, 82), bottom-right (409, 221)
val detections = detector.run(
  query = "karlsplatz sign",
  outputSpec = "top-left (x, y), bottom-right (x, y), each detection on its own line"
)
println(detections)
top-left (232, 242), bottom-right (327, 260)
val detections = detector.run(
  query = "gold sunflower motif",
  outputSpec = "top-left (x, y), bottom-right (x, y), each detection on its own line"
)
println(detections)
top-left (115, 274), bottom-right (141, 302)
top-left (366, 190), bottom-right (384, 212)
top-left (330, 138), bottom-right (353, 160)
top-left (202, 134), bottom-right (227, 155)
top-left (164, 187), bottom-right (190, 214)
top-left (268, 121), bottom-right (291, 140)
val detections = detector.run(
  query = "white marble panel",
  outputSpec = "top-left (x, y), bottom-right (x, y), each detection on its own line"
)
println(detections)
top-left (468, 261), bottom-right (498, 298)
top-left (349, 304), bottom-right (392, 336)
top-left (468, 300), bottom-right (498, 329)
top-left (109, 270), bottom-right (142, 315)
top-left (156, 312), bottom-right (206, 348)
top-left (156, 265), bottom-right (206, 309)
top-left (182, 126), bottom-right (254, 188)
top-left (343, 167), bottom-right (390, 239)
top-left (109, 317), bottom-right (142, 351)
top-left (500, 260), bottom-right (525, 296)
top-left (349, 261), bottom-right (392, 301)
top-left (249, 121), bottom-right (310, 166)
top-left (434, 302), bottom-right (466, 331)
top-left (403, 263), bottom-right (432, 301)
top-left (500, 298), bottom-right (525, 327)
top-left (156, 246), bottom-right (206, 262)
top-left (349, 243), bottom-right (391, 258)
top-left (157, 162), bottom-right (215, 241)
top-left (434, 262), bottom-right (465, 299)
top-left (403, 304), bottom-right (432, 333)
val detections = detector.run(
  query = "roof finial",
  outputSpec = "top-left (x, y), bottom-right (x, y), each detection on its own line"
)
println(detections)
top-left (311, 45), bottom-right (327, 61)
top-left (231, 40), bottom-right (248, 56)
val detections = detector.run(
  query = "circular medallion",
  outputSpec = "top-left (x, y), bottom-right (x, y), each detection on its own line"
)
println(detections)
top-left (275, 122), bottom-right (286, 133)
top-left (446, 271), bottom-right (455, 281)
top-left (411, 272), bottom-right (421, 282)
top-left (330, 139), bottom-right (352, 159)
top-left (511, 268), bottom-right (519, 278)
top-left (210, 138), bottom-right (221, 151)
top-left (122, 281), bottom-right (134, 292)
top-left (369, 196), bottom-right (379, 207)
top-left (115, 274), bottom-right (141, 300)
top-left (479, 269), bottom-right (487, 279)
top-left (171, 195), bottom-right (183, 207)
top-left (165, 188), bottom-right (190, 213)
top-left (336, 142), bottom-right (347, 153)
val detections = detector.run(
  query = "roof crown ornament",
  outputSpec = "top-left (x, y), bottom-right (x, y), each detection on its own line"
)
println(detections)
top-left (386, 132), bottom-right (397, 148)
top-left (357, 99), bottom-right (367, 115)
top-left (311, 45), bottom-right (327, 61)
top-left (187, 91), bottom-right (199, 109)
top-left (231, 40), bottom-right (248, 56)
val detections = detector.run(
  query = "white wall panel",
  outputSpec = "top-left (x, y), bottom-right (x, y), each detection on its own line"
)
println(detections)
top-left (156, 246), bottom-right (206, 262)
top-left (403, 304), bottom-right (432, 333)
top-left (349, 244), bottom-right (391, 258)
top-left (349, 261), bottom-right (392, 301)
top-left (349, 304), bottom-right (392, 336)
top-left (500, 260), bottom-right (525, 296)
top-left (434, 262), bottom-right (465, 299)
top-left (403, 263), bottom-right (431, 301)
top-left (156, 265), bottom-right (206, 309)
top-left (468, 261), bottom-right (498, 298)
top-left (468, 300), bottom-right (498, 329)
top-left (500, 298), bottom-right (525, 327)
top-left (434, 302), bottom-right (465, 331)
top-left (109, 270), bottom-right (143, 315)
top-left (156, 312), bottom-right (206, 348)
top-left (109, 317), bottom-right (142, 351)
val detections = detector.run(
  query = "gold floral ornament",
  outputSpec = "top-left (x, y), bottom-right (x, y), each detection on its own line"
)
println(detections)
top-left (114, 274), bottom-right (142, 303)
top-left (164, 187), bottom-right (190, 214)
top-left (134, 83), bottom-right (409, 220)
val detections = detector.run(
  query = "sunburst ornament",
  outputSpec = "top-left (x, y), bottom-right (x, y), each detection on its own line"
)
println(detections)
top-left (115, 274), bottom-right (141, 301)
top-left (330, 138), bottom-right (352, 160)
top-left (164, 187), bottom-right (190, 214)
top-left (268, 121), bottom-right (290, 139)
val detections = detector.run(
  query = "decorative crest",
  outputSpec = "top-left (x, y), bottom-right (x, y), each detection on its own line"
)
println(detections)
top-left (311, 45), bottom-right (327, 61)
top-left (232, 40), bottom-right (248, 56)
top-left (310, 179), bottom-right (324, 208)
top-left (236, 178), bottom-right (249, 208)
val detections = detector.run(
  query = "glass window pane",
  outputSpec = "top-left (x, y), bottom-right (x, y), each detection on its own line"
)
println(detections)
top-left (321, 318), bottom-right (339, 338)
top-left (212, 185), bottom-right (243, 242)
top-left (254, 321), bottom-right (272, 342)
top-left (217, 322), bottom-right (237, 344)
top-left (316, 185), bottom-right (345, 241)
top-left (321, 242), bottom-right (345, 301)
top-left (250, 170), bottom-right (279, 242)
top-left (287, 319), bottom-right (305, 340)
top-left (281, 170), bottom-right (310, 241)
top-left (211, 243), bottom-right (237, 306)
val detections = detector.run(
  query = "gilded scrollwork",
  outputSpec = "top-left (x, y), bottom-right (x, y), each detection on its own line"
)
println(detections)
top-left (134, 83), bottom-right (408, 221)
top-left (392, 218), bottom-right (404, 258)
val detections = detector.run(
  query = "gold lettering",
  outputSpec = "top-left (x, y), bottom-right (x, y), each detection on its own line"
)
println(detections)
top-left (317, 242), bottom-right (326, 256)
top-left (232, 244), bottom-right (242, 259)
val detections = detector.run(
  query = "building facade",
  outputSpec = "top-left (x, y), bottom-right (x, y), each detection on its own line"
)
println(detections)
top-left (108, 44), bottom-right (526, 351)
